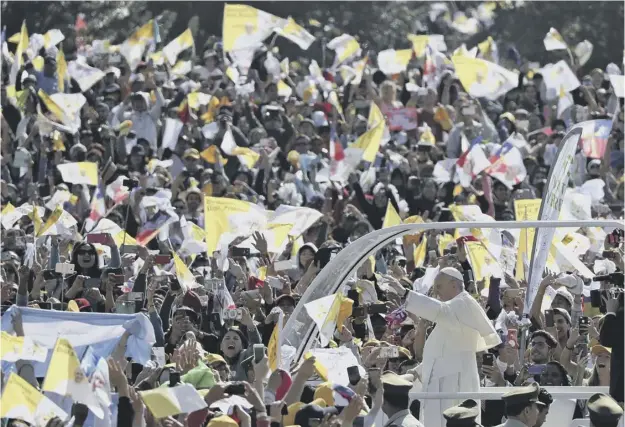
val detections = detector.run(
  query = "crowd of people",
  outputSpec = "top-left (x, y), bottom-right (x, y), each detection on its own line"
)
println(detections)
top-left (1, 3), bottom-right (624, 427)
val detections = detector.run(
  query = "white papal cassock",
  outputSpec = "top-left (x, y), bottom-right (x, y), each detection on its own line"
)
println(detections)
top-left (406, 290), bottom-right (500, 427)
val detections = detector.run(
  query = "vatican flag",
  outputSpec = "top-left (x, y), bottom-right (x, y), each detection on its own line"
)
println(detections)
top-left (172, 251), bottom-right (196, 290)
top-left (327, 34), bottom-right (361, 68)
top-left (9, 21), bottom-right (28, 85)
top-left (274, 17), bottom-right (315, 50)
top-left (204, 196), bottom-right (268, 256)
top-left (43, 29), bottom-right (65, 49)
top-left (452, 55), bottom-right (518, 101)
top-left (382, 200), bottom-right (402, 229)
top-left (267, 310), bottom-right (284, 371)
top-left (223, 4), bottom-right (285, 54)
top-left (407, 34), bottom-right (447, 57)
top-left (304, 293), bottom-right (345, 347)
top-left (0, 373), bottom-right (67, 426)
top-left (220, 128), bottom-right (260, 169)
top-left (68, 60), bottom-right (106, 92)
top-left (163, 28), bottom-right (194, 65)
top-left (42, 338), bottom-right (102, 418)
top-left (57, 162), bottom-right (99, 186)
top-left (544, 28), bottom-right (568, 51)
top-left (377, 49), bottom-right (412, 75)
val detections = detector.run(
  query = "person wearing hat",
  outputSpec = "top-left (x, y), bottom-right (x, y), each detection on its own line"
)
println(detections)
top-left (380, 371), bottom-right (423, 427)
top-left (387, 267), bottom-right (499, 427)
top-left (494, 383), bottom-right (541, 427)
top-left (587, 393), bottom-right (623, 427)
top-left (534, 387), bottom-right (553, 427)
top-left (442, 399), bottom-right (481, 427)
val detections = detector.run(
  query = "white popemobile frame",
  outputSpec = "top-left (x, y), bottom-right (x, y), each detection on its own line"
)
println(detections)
top-left (281, 219), bottom-right (624, 403)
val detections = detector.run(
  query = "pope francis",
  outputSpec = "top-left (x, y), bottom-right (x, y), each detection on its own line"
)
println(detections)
top-left (400, 267), bottom-right (500, 427)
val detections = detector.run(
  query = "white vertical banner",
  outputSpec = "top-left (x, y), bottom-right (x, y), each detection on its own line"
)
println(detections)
top-left (525, 125), bottom-right (584, 314)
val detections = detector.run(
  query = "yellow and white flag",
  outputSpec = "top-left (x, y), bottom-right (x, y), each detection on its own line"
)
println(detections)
top-left (557, 85), bottom-right (574, 118)
top-left (9, 21), bottom-right (28, 85)
top-left (377, 49), bottom-right (412, 76)
top-left (452, 12), bottom-right (479, 35)
top-left (139, 384), bottom-right (207, 419)
top-left (204, 196), bottom-right (268, 256)
top-left (1, 332), bottom-right (47, 363)
top-left (220, 128), bottom-right (260, 169)
top-left (465, 240), bottom-right (503, 282)
top-left (57, 162), bottom-right (99, 186)
top-left (327, 34), bottom-right (361, 68)
top-left (57, 48), bottom-right (68, 93)
top-left (119, 19), bottom-right (156, 71)
top-left (407, 34), bottom-right (447, 57)
top-left (274, 17), bottom-right (315, 50)
top-left (163, 28), bottom-right (194, 65)
top-left (0, 373), bottom-right (68, 426)
top-left (268, 310), bottom-right (284, 371)
top-left (544, 28), bottom-right (568, 51)
top-left (452, 43), bottom-right (478, 59)
top-left (540, 60), bottom-right (581, 100)
top-left (38, 89), bottom-right (80, 132)
top-left (172, 251), bottom-right (196, 290)
top-left (414, 235), bottom-right (428, 268)
top-left (42, 338), bottom-right (102, 418)
top-left (37, 206), bottom-right (63, 237)
top-left (223, 4), bottom-right (285, 54)
top-left (451, 55), bottom-right (518, 101)
top-left (304, 292), bottom-right (345, 347)
top-left (67, 60), bottom-right (106, 92)
top-left (43, 29), bottom-right (65, 48)
top-left (382, 200), bottom-right (402, 229)
top-left (351, 102), bottom-right (387, 162)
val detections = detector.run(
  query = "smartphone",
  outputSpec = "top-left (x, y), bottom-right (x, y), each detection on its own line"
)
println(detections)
top-left (578, 316), bottom-right (590, 334)
top-left (122, 179), bottom-right (139, 190)
top-left (462, 105), bottom-right (476, 116)
top-left (170, 278), bottom-right (181, 292)
top-left (544, 309), bottom-right (555, 328)
top-left (242, 289), bottom-right (261, 299)
top-left (428, 250), bottom-right (437, 262)
top-left (55, 263), bottom-right (75, 275)
top-left (231, 247), bottom-right (250, 257)
top-left (253, 344), bottom-right (265, 363)
top-left (482, 353), bottom-right (494, 367)
top-left (347, 365), bottom-right (361, 385)
top-left (368, 303), bottom-right (387, 315)
top-left (87, 233), bottom-right (107, 244)
top-left (225, 308), bottom-right (242, 321)
top-left (224, 383), bottom-right (246, 395)
top-left (109, 274), bottom-right (125, 284)
top-left (42, 270), bottom-right (61, 281)
top-left (169, 371), bottom-right (180, 387)
top-left (121, 245), bottom-right (139, 254)
top-left (154, 254), bottom-right (171, 265)
top-left (602, 250), bottom-right (617, 259)
top-left (528, 364), bottom-right (546, 376)
top-left (274, 260), bottom-right (295, 272)
top-left (352, 306), bottom-right (366, 317)
top-left (379, 346), bottom-right (399, 359)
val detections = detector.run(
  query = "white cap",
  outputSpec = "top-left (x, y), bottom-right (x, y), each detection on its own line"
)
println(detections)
top-left (439, 267), bottom-right (464, 282)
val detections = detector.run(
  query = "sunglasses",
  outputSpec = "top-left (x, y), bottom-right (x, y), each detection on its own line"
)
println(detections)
top-left (77, 250), bottom-right (93, 256)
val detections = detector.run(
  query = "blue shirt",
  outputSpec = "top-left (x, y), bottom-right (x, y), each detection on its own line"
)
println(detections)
top-left (34, 70), bottom-right (61, 94)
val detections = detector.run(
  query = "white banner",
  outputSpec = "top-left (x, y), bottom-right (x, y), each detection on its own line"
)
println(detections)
top-left (525, 125), bottom-right (583, 314)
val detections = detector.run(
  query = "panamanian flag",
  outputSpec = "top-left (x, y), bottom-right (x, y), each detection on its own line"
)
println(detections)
top-left (485, 138), bottom-right (527, 189)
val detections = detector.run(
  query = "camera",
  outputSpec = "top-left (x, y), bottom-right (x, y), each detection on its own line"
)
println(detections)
top-left (593, 273), bottom-right (624, 287)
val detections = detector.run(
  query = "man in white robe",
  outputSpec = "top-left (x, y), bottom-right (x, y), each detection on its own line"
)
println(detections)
top-left (395, 267), bottom-right (500, 427)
